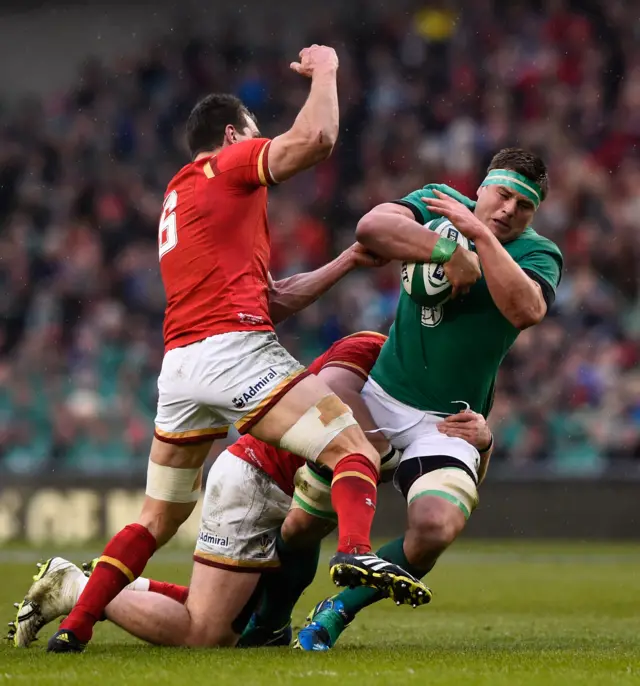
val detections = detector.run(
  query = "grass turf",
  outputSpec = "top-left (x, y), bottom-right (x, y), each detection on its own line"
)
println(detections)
top-left (1, 541), bottom-right (639, 685)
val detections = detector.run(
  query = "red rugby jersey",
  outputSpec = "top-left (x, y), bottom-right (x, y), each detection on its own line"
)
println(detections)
top-left (160, 137), bottom-right (276, 351)
top-left (228, 332), bottom-right (388, 495)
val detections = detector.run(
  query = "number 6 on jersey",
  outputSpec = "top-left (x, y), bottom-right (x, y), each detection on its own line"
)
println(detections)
top-left (159, 190), bottom-right (178, 259)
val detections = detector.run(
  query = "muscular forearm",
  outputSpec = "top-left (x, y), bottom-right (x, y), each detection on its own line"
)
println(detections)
top-left (270, 250), bottom-right (353, 323)
top-left (474, 231), bottom-right (546, 329)
top-left (356, 210), bottom-right (439, 262)
top-left (293, 68), bottom-right (339, 150)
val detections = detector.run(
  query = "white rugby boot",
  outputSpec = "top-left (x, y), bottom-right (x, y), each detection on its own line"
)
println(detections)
top-left (8, 557), bottom-right (87, 648)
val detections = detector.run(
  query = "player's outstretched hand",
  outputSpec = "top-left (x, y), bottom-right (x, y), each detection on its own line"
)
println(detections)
top-left (346, 241), bottom-right (390, 268)
top-left (421, 190), bottom-right (489, 241)
top-left (437, 410), bottom-right (492, 452)
top-left (290, 45), bottom-right (339, 78)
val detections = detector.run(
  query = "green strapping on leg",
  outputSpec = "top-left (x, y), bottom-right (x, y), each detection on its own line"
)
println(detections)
top-left (409, 489), bottom-right (470, 519)
top-left (292, 494), bottom-right (337, 521)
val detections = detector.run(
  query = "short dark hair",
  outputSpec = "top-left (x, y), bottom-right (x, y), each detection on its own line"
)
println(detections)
top-left (488, 148), bottom-right (549, 201)
top-left (185, 93), bottom-right (254, 157)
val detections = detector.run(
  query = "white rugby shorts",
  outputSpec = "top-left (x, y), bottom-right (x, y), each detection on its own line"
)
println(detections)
top-left (193, 450), bottom-right (291, 570)
top-left (154, 331), bottom-right (307, 444)
top-left (361, 378), bottom-right (481, 480)
top-left (193, 450), bottom-right (336, 570)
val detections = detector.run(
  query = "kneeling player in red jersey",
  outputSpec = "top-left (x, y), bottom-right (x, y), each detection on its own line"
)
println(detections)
top-left (45, 45), bottom-right (428, 653)
top-left (12, 333), bottom-right (433, 648)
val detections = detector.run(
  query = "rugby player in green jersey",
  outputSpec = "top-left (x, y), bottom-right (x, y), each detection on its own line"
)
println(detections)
top-left (296, 147), bottom-right (563, 651)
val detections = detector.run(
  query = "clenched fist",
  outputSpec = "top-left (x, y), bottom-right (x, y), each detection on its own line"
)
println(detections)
top-left (290, 44), bottom-right (339, 78)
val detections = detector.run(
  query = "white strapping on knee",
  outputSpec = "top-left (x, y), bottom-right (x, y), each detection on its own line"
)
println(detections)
top-left (146, 461), bottom-right (203, 503)
top-left (407, 468), bottom-right (479, 519)
top-left (291, 464), bottom-right (336, 520)
top-left (279, 395), bottom-right (357, 462)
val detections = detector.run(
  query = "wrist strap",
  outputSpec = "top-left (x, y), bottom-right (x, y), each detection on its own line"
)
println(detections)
top-left (430, 237), bottom-right (458, 264)
top-left (478, 433), bottom-right (494, 453)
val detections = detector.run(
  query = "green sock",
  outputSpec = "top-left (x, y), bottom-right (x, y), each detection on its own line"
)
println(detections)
top-left (335, 537), bottom-right (426, 617)
top-left (254, 533), bottom-right (321, 629)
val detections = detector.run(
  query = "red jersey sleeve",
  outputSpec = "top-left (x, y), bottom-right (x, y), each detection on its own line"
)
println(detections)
top-left (204, 138), bottom-right (276, 189)
top-left (316, 332), bottom-right (388, 381)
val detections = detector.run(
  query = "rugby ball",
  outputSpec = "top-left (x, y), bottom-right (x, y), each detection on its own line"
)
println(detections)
top-left (401, 219), bottom-right (469, 307)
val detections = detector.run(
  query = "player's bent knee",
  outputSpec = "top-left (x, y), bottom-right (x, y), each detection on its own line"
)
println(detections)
top-left (408, 500), bottom-right (464, 552)
top-left (185, 624), bottom-right (238, 648)
top-left (405, 467), bottom-right (478, 552)
top-left (279, 394), bottom-right (360, 463)
top-left (282, 507), bottom-right (336, 548)
top-left (323, 425), bottom-right (381, 471)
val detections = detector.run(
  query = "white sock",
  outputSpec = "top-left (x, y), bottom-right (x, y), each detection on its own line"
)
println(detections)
top-left (125, 576), bottom-right (150, 592)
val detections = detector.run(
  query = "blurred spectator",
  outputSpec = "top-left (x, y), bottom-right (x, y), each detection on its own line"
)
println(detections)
top-left (0, 0), bottom-right (639, 475)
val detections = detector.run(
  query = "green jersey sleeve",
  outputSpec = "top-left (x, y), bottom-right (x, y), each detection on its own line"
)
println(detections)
top-left (393, 183), bottom-right (476, 226)
top-left (514, 236), bottom-right (564, 293)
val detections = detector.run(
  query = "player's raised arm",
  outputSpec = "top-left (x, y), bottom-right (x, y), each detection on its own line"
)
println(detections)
top-left (267, 45), bottom-right (339, 182)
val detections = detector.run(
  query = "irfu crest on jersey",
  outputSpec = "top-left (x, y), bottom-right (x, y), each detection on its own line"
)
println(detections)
top-left (421, 305), bottom-right (443, 327)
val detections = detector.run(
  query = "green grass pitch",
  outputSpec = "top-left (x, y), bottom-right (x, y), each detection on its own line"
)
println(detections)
top-left (1, 540), bottom-right (639, 685)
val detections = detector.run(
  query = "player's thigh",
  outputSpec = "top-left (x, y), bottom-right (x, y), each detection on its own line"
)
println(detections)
top-left (250, 374), bottom-right (378, 466)
top-left (194, 449), bottom-right (291, 573)
top-left (182, 330), bottom-right (376, 466)
top-left (155, 338), bottom-right (233, 447)
top-left (151, 338), bottom-right (234, 530)
top-left (185, 561), bottom-right (262, 647)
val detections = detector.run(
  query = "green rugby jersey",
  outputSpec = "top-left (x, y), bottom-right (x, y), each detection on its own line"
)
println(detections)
top-left (370, 184), bottom-right (563, 416)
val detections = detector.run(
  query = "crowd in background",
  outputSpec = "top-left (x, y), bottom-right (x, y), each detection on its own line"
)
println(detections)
top-left (1, 0), bottom-right (639, 475)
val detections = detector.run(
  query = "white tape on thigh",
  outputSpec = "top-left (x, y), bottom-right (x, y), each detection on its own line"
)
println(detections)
top-left (146, 461), bottom-right (203, 503)
top-left (279, 396), bottom-right (358, 462)
top-left (407, 468), bottom-right (478, 519)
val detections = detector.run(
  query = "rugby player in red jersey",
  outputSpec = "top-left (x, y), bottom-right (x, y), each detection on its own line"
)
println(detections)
top-left (13, 333), bottom-right (429, 648)
top-left (45, 45), bottom-right (428, 653)
top-left (12, 333), bottom-right (493, 649)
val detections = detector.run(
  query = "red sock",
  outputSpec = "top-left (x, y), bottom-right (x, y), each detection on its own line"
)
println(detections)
top-left (60, 523), bottom-right (157, 642)
top-left (148, 580), bottom-right (189, 604)
top-left (331, 453), bottom-right (378, 554)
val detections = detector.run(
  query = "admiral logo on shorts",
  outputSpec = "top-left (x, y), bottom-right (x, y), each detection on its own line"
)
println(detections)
top-left (198, 532), bottom-right (230, 548)
top-left (232, 367), bottom-right (279, 409)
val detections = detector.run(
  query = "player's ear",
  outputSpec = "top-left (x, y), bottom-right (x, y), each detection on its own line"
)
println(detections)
top-left (224, 124), bottom-right (238, 145)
